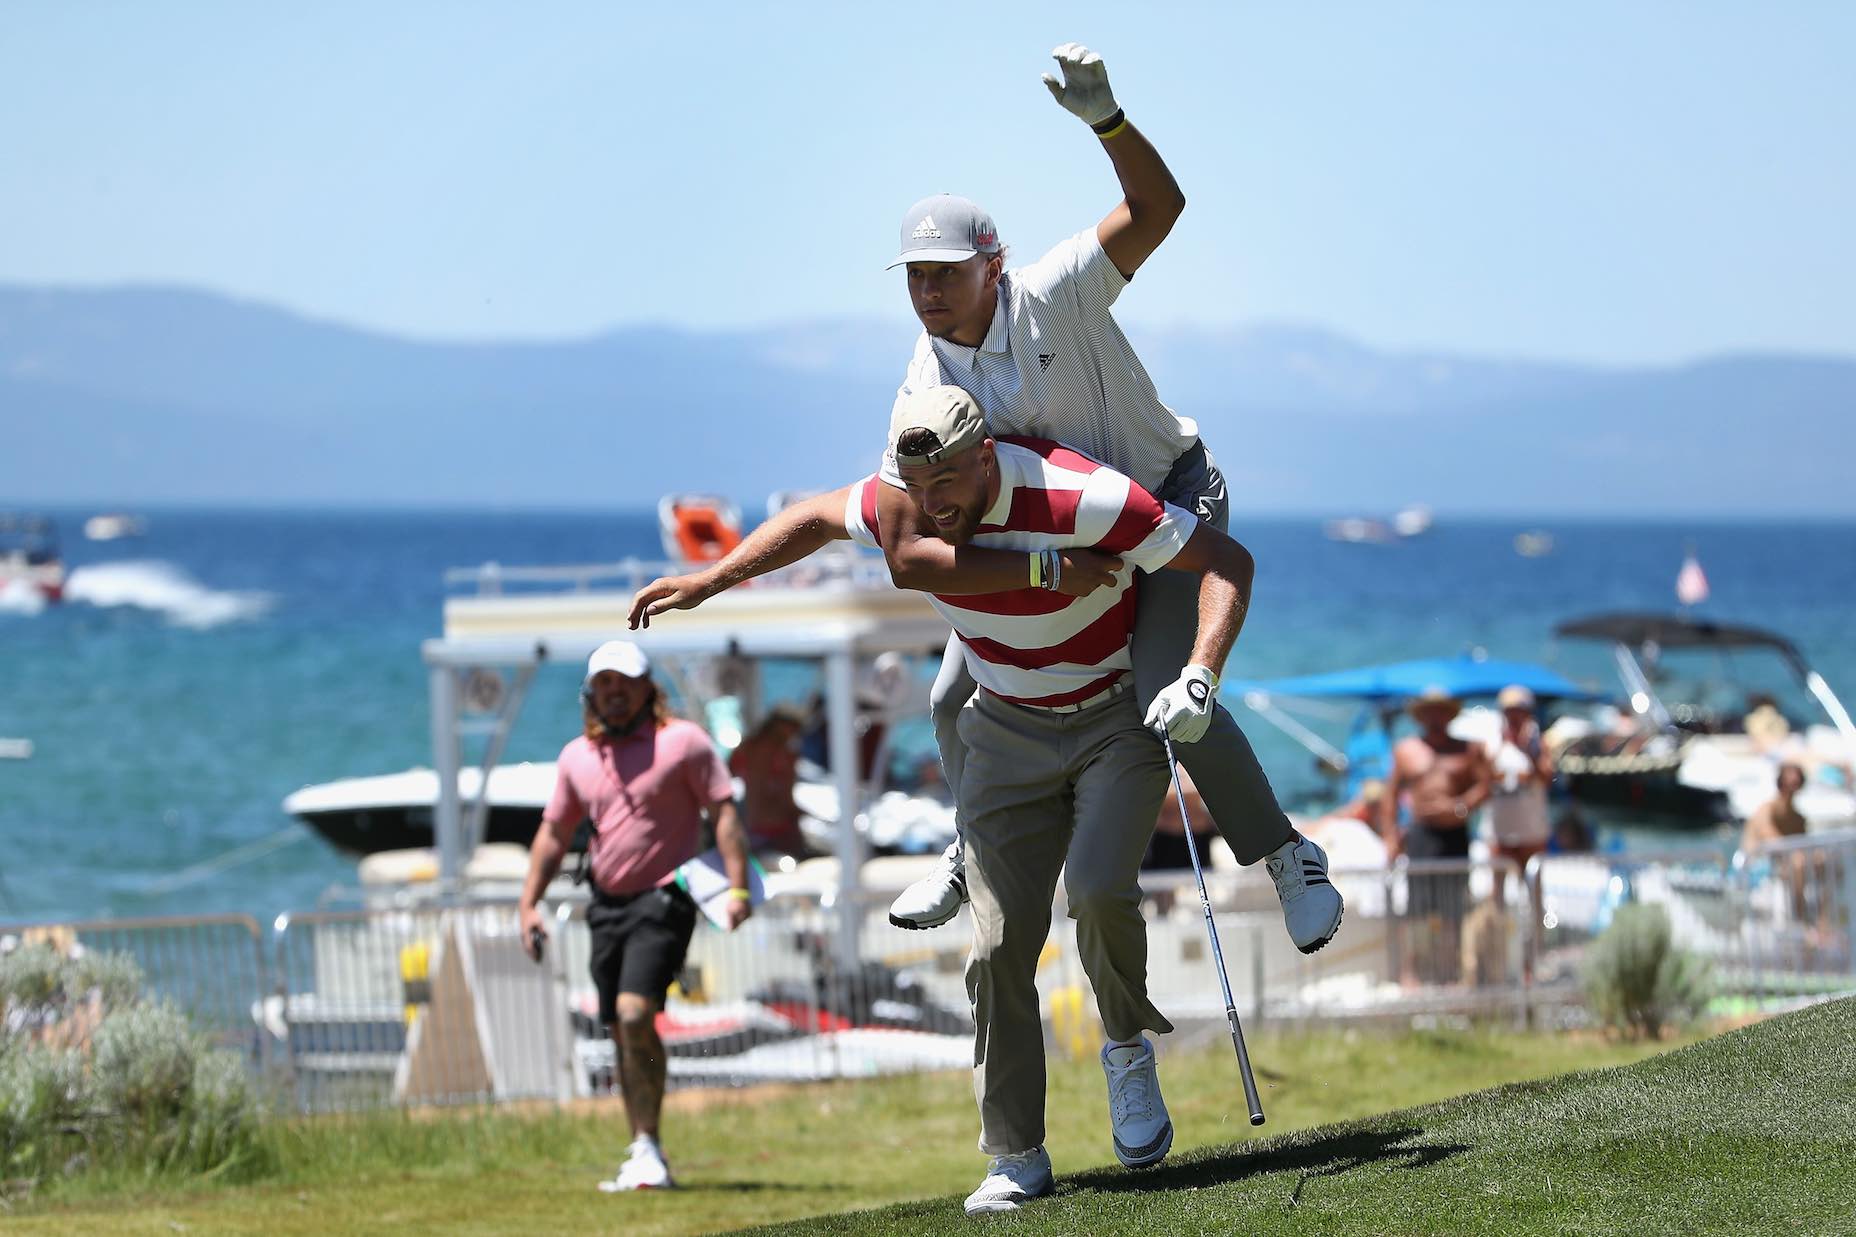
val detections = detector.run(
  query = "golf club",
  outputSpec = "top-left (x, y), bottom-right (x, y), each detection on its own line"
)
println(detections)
top-left (1162, 731), bottom-right (1265, 1125)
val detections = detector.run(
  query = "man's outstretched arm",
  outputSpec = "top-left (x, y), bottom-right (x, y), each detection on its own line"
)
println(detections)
top-left (876, 480), bottom-right (1123, 597)
top-left (628, 486), bottom-right (854, 628)
top-left (1042, 42), bottom-right (1185, 278)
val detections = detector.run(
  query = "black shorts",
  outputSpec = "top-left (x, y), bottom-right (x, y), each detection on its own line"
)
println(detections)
top-left (587, 882), bottom-right (699, 1023)
top-left (1404, 822), bottom-right (1471, 920)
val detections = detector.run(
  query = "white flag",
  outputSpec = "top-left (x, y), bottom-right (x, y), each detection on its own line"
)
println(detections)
top-left (1676, 551), bottom-right (1709, 607)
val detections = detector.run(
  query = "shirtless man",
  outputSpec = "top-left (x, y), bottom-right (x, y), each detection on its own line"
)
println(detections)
top-left (1381, 687), bottom-right (1493, 984)
top-left (729, 704), bottom-right (809, 861)
top-left (1743, 763), bottom-right (1819, 931)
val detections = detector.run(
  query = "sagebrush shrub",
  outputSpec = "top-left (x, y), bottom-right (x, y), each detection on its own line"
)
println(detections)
top-left (0, 945), bottom-right (261, 1190)
top-left (93, 1002), bottom-right (199, 1119)
top-left (1582, 902), bottom-right (1712, 1038)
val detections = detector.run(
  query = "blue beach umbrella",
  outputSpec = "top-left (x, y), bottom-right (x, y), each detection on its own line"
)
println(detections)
top-left (1224, 655), bottom-right (1604, 705)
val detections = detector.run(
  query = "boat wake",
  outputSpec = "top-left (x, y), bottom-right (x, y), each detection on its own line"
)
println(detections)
top-left (62, 561), bottom-right (274, 629)
top-left (0, 578), bottom-right (48, 616)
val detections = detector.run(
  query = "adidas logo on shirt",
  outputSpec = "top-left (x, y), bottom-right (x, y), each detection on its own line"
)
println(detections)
top-left (1038, 353), bottom-right (1055, 371)
top-left (911, 216), bottom-right (942, 240)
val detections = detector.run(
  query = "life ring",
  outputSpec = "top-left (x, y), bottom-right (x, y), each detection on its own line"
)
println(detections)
top-left (670, 503), bottom-right (742, 563)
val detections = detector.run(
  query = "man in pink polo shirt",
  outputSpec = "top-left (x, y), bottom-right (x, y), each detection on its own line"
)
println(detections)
top-left (518, 640), bottom-right (750, 1192)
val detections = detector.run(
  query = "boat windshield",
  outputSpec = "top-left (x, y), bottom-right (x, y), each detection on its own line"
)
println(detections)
top-left (0, 515), bottom-right (58, 564)
top-left (1554, 637), bottom-right (1833, 737)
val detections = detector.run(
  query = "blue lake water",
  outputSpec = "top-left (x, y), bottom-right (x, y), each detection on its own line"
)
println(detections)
top-left (4, 508), bottom-right (1854, 924)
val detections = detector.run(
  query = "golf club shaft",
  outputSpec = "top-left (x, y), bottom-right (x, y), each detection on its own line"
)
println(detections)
top-left (1163, 732), bottom-right (1266, 1126)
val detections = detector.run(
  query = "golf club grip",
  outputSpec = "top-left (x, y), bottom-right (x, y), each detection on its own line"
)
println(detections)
top-left (1162, 733), bottom-right (1266, 1126)
top-left (1228, 1011), bottom-right (1266, 1124)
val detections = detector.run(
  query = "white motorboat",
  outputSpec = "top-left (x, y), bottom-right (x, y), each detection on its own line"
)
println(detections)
top-left (1514, 530), bottom-right (1555, 557)
top-left (283, 760), bottom-right (956, 860)
top-left (1392, 504), bottom-right (1433, 538)
top-left (284, 763), bottom-right (557, 855)
top-left (83, 512), bottom-right (148, 541)
top-left (1552, 612), bottom-right (1856, 832)
top-left (1323, 516), bottom-right (1395, 544)
top-left (0, 513), bottom-right (64, 604)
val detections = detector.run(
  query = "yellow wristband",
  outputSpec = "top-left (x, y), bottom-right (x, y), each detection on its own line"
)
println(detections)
top-left (1096, 117), bottom-right (1130, 141)
top-left (728, 887), bottom-right (752, 901)
top-left (1029, 552), bottom-right (1043, 589)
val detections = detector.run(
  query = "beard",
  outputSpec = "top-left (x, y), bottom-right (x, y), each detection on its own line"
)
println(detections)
top-left (594, 689), bottom-right (654, 737)
top-left (931, 510), bottom-right (977, 545)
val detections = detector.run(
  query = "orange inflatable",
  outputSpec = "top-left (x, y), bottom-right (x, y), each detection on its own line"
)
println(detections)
top-left (669, 502), bottom-right (742, 563)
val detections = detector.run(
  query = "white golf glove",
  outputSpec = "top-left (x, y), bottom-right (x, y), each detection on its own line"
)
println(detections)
top-left (1041, 42), bottom-right (1120, 128)
top-left (1145, 664), bottom-right (1219, 744)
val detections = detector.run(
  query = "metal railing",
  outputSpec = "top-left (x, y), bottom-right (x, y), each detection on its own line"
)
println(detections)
top-left (1733, 831), bottom-right (1856, 1002)
top-left (0, 913), bottom-right (269, 1072)
top-left (551, 890), bottom-right (978, 1097)
top-left (9, 836), bottom-right (1854, 1116)
top-left (270, 901), bottom-right (574, 1113)
top-left (1134, 858), bottom-right (1535, 1035)
top-left (443, 551), bottom-right (895, 598)
top-left (1525, 847), bottom-right (1739, 1016)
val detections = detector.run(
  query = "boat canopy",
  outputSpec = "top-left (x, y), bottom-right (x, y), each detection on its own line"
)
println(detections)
top-left (0, 513), bottom-right (57, 543)
top-left (1229, 654), bottom-right (1603, 704)
top-left (1554, 612), bottom-right (1800, 658)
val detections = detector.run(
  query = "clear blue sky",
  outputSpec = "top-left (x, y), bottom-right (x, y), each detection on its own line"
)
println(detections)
top-left (3, 1), bottom-right (1851, 364)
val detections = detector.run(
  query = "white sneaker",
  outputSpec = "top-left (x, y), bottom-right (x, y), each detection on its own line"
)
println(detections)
top-left (1101, 1037), bottom-right (1174, 1169)
top-left (888, 841), bottom-right (967, 930)
top-left (963, 1145), bottom-right (1054, 1215)
top-left (1267, 833), bottom-right (1344, 954)
top-left (597, 1135), bottom-right (673, 1191)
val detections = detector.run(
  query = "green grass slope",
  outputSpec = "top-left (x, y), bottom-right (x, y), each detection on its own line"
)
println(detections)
top-left (742, 998), bottom-right (1856, 1236)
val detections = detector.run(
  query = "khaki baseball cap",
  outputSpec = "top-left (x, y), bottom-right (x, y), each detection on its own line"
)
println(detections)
top-left (1406, 685), bottom-right (1461, 717)
top-left (1498, 685), bottom-right (1537, 710)
top-left (889, 386), bottom-right (988, 467)
top-left (885, 194), bottom-right (1001, 269)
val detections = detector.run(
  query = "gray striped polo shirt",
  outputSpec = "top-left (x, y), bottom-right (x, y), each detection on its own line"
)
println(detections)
top-left (883, 227), bottom-right (1199, 494)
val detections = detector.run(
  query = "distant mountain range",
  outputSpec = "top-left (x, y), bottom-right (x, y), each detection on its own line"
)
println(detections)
top-left (4, 284), bottom-right (1853, 515)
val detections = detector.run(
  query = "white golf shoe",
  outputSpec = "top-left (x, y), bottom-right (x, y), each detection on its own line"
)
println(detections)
top-left (1266, 832), bottom-right (1344, 954)
top-left (888, 840), bottom-right (967, 930)
top-left (963, 1145), bottom-right (1054, 1215)
top-left (1101, 1037), bottom-right (1174, 1169)
top-left (598, 1134), bottom-right (673, 1192)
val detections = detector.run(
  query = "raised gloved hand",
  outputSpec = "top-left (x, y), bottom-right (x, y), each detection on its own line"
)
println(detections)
top-left (1145, 664), bottom-right (1218, 743)
top-left (1040, 42), bottom-right (1120, 128)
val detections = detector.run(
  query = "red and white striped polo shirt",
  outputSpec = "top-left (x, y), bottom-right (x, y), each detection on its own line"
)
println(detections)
top-left (844, 436), bottom-right (1198, 708)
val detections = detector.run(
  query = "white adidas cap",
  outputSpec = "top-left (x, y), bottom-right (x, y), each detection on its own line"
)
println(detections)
top-left (586, 640), bottom-right (650, 682)
top-left (885, 194), bottom-right (1001, 269)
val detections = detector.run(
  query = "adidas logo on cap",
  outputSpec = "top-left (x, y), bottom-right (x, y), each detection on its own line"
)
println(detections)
top-left (911, 216), bottom-right (942, 240)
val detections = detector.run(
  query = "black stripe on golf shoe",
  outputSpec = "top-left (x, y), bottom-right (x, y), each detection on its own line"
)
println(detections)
top-left (1113, 1120), bottom-right (1174, 1169)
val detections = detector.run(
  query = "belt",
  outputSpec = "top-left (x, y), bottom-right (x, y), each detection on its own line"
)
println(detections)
top-left (591, 880), bottom-right (687, 908)
top-left (1011, 675), bottom-right (1131, 715)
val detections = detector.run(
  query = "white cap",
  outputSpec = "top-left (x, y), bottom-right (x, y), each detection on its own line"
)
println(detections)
top-left (586, 640), bottom-right (650, 682)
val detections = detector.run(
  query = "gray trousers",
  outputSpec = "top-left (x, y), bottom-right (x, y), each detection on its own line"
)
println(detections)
top-left (957, 685), bottom-right (1175, 1155)
top-left (930, 442), bottom-right (1295, 867)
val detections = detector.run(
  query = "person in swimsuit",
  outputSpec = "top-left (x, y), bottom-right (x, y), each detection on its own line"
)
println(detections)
top-left (1743, 763), bottom-right (1829, 939)
top-left (1382, 686), bottom-right (1493, 984)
